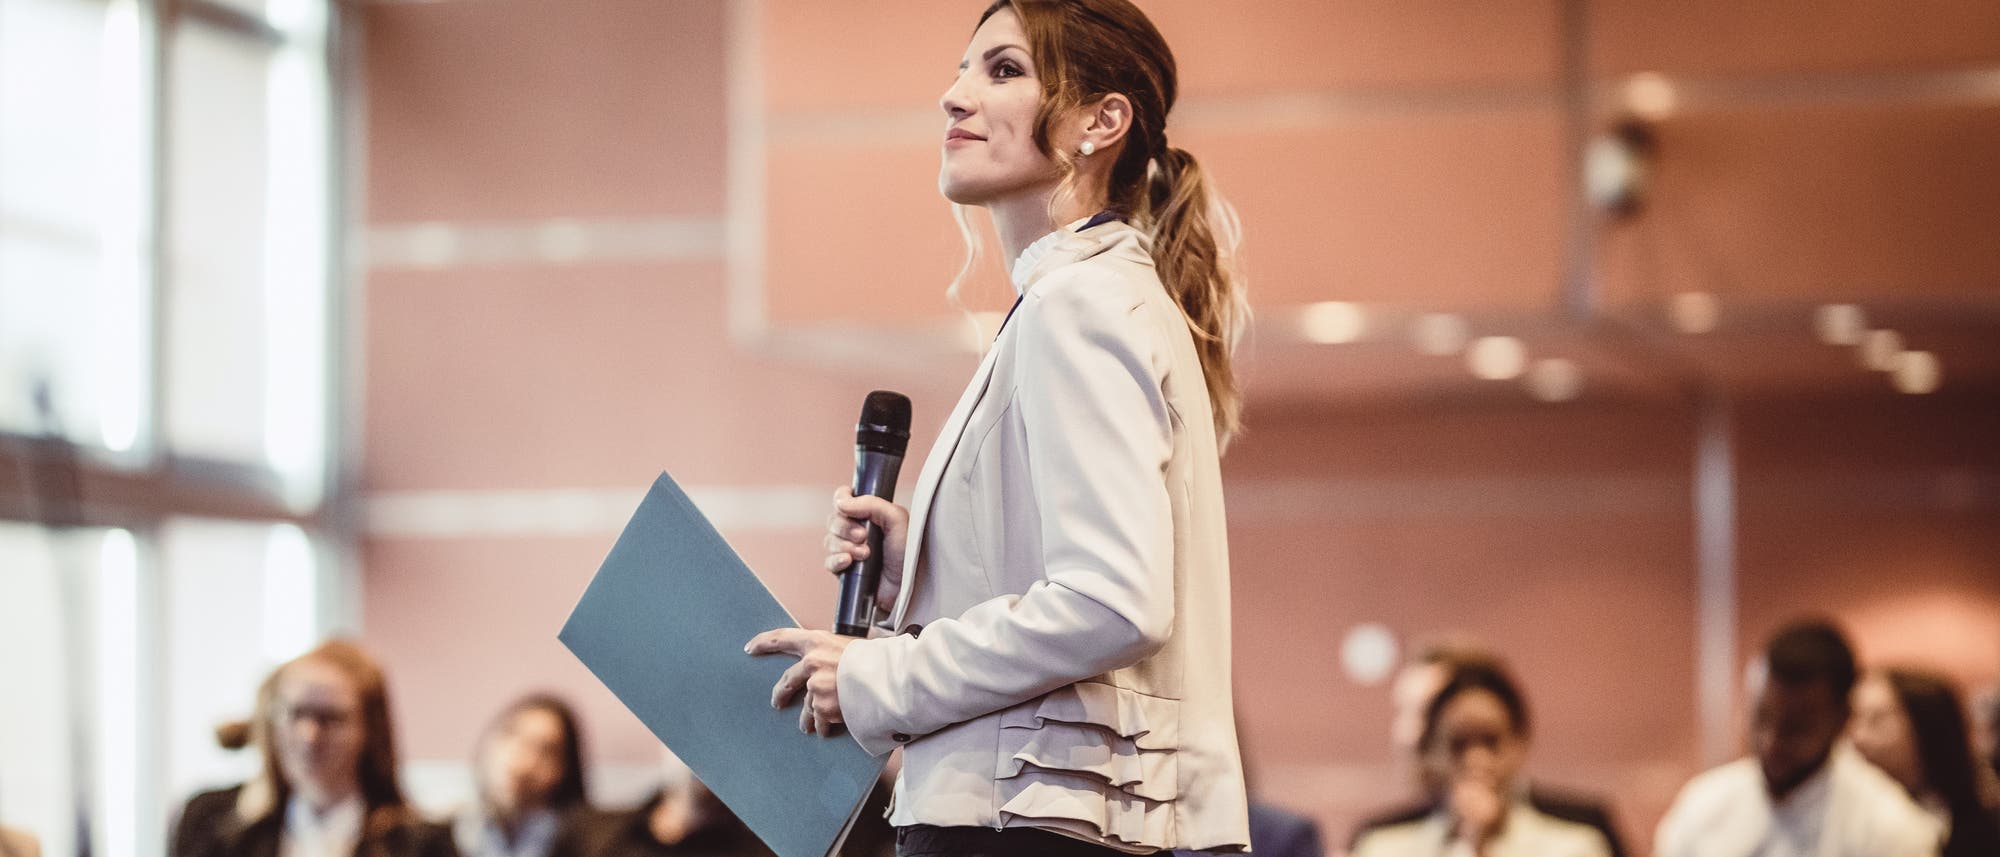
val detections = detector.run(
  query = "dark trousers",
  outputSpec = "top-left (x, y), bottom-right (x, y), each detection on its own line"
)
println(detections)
top-left (895, 825), bottom-right (1136, 857)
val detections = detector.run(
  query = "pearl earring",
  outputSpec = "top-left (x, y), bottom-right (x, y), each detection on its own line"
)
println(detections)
top-left (1079, 140), bottom-right (1096, 156)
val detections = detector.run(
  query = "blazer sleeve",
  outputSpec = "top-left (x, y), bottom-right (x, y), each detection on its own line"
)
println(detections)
top-left (837, 271), bottom-right (1177, 756)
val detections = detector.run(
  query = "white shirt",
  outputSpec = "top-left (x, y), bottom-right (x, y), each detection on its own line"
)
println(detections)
top-left (280, 796), bottom-right (364, 857)
top-left (452, 807), bottom-right (558, 857)
top-left (1351, 801), bottom-right (1612, 857)
top-left (1010, 216), bottom-right (1096, 293)
top-left (1653, 745), bottom-right (1943, 857)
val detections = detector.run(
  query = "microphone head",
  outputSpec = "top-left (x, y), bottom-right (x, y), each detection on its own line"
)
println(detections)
top-left (856, 391), bottom-right (912, 455)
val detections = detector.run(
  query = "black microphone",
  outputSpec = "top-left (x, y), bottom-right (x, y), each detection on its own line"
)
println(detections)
top-left (835, 391), bottom-right (912, 637)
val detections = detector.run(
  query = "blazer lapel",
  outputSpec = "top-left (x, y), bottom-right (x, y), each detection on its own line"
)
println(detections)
top-left (887, 339), bottom-right (1005, 629)
top-left (887, 223), bottom-right (1126, 628)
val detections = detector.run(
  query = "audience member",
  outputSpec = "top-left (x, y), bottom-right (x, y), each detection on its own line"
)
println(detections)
top-left (1654, 620), bottom-right (1940, 857)
top-left (171, 672), bottom-right (277, 857)
top-left (1979, 690), bottom-right (2000, 786)
top-left (1197, 801), bottom-right (1320, 857)
top-left (1351, 643), bottom-right (1626, 857)
top-left (1174, 737), bottom-right (1323, 857)
top-left (555, 754), bottom-right (769, 857)
top-left (170, 640), bottom-right (456, 857)
top-left (0, 825), bottom-right (40, 857)
top-left (1352, 662), bottom-right (1612, 857)
top-left (454, 695), bottom-right (592, 857)
top-left (1851, 668), bottom-right (2000, 857)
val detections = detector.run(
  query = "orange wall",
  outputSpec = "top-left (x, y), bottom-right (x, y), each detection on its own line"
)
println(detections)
top-left (354, 1), bottom-right (2000, 853)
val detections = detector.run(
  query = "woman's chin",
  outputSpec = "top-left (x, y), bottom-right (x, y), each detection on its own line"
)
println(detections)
top-left (937, 174), bottom-right (991, 206)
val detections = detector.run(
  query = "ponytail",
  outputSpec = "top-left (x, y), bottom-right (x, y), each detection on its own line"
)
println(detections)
top-left (976, 0), bottom-right (1249, 447)
top-left (1146, 146), bottom-right (1247, 447)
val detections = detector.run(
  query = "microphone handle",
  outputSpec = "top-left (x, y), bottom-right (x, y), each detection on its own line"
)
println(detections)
top-left (836, 449), bottom-right (903, 636)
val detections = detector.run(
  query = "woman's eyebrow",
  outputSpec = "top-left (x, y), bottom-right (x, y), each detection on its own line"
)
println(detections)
top-left (959, 43), bottom-right (1028, 71)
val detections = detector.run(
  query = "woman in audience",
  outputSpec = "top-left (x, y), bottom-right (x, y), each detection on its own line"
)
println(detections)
top-left (453, 695), bottom-right (590, 857)
top-left (1850, 667), bottom-right (2000, 857)
top-left (171, 639), bottom-right (455, 857)
top-left (1352, 663), bottom-right (1611, 857)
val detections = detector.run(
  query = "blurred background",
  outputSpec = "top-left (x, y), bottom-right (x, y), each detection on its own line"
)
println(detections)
top-left (2, 0), bottom-right (1997, 855)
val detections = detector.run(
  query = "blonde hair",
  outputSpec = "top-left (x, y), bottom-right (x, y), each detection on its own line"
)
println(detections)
top-left (956, 0), bottom-right (1248, 445)
top-left (236, 639), bottom-right (416, 837)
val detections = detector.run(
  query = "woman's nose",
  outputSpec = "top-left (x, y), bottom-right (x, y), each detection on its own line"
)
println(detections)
top-left (939, 75), bottom-right (973, 119)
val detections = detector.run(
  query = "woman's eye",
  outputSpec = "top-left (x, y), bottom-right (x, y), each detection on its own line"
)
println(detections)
top-left (993, 61), bottom-right (1023, 79)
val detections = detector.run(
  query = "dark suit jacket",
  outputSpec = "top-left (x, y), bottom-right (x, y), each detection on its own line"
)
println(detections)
top-left (550, 792), bottom-right (771, 857)
top-left (1347, 786), bottom-right (1625, 857)
top-left (171, 786), bottom-right (457, 857)
top-left (1175, 800), bottom-right (1323, 857)
top-left (554, 780), bottom-right (895, 857)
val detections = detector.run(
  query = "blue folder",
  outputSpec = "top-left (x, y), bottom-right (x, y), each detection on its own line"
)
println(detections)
top-left (558, 472), bottom-right (889, 857)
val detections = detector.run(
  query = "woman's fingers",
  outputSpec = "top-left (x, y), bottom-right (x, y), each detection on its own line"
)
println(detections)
top-left (770, 659), bottom-right (810, 709)
top-left (745, 628), bottom-right (809, 656)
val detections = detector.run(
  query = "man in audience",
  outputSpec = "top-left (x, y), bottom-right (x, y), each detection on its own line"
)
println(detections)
top-left (1653, 619), bottom-right (1941, 857)
top-left (1349, 641), bottom-right (1627, 857)
top-left (1175, 728), bottom-right (1324, 857)
top-left (554, 752), bottom-right (771, 857)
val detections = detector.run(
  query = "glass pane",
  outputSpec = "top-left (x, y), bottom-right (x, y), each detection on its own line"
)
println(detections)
top-left (0, 0), bottom-right (150, 450)
top-left (160, 519), bottom-right (320, 802)
top-left (0, 522), bottom-right (83, 857)
top-left (165, 25), bottom-right (272, 465)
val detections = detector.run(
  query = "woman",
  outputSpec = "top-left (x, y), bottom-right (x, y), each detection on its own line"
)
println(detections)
top-left (1850, 668), bottom-right (2000, 857)
top-left (453, 695), bottom-right (590, 857)
top-left (171, 640), bottom-right (455, 857)
top-left (747, 1), bottom-right (1250, 854)
top-left (1352, 664), bottom-right (1610, 857)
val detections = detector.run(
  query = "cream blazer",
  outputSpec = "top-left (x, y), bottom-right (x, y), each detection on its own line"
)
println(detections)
top-left (1352, 803), bottom-right (1613, 857)
top-left (836, 219), bottom-right (1250, 854)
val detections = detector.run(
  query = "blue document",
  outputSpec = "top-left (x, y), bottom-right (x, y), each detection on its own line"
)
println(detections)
top-left (558, 472), bottom-right (888, 857)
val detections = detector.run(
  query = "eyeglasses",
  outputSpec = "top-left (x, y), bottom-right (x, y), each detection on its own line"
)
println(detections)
top-left (280, 702), bottom-right (358, 730)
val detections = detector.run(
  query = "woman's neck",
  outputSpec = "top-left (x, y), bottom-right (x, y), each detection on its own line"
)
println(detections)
top-left (293, 780), bottom-right (360, 816)
top-left (987, 185), bottom-right (1096, 267)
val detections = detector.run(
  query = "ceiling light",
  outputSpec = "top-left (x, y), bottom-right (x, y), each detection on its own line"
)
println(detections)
top-left (1411, 312), bottom-right (1469, 356)
top-left (1526, 358), bottom-right (1584, 402)
top-left (1815, 304), bottom-right (1866, 345)
top-left (1861, 330), bottom-right (1904, 371)
top-left (1669, 291), bottom-right (1720, 334)
top-left (1298, 301), bottom-right (1366, 344)
top-left (1623, 72), bottom-right (1678, 122)
top-left (1891, 351), bottom-right (1941, 394)
top-left (1467, 336), bottom-right (1528, 380)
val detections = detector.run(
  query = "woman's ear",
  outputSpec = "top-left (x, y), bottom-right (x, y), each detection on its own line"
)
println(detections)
top-left (1080, 93), bottom-right (1133, 155)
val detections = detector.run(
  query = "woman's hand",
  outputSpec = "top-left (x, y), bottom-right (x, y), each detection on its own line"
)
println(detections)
top-left (1448, 775), bottom-right (1507, 851)
top-left (823, 486), bottom-right (910, 615)
top-left (746, 628), bottom-right (855, 737)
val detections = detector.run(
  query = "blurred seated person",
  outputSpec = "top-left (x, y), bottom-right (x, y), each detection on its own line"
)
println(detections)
top-left (1980, 690), bottom-right (2000, 787)
top-left (171, 674), bottom-right (275, 857)
top-left (1175, 801), bottom-right (1319, 857)
top-left (171, 640), bottom-right (456, 857)
top-left (1654, 620), bottom-right (1940, 857)
top-left (454, 695), bottom-right (591, 857)
top-left (1352, 661), bottom-right (1611, 857)
top-left (555, 753), bottom-right (770, 857)
top-left (0, 825), bottom-right (39, 857)
top-left (1851, 668), bottom-right (2000, 857)
top-left (1175, 730), bottom-right (1323, 857)
top-left (1351, 643), bottom-right (1626, 857)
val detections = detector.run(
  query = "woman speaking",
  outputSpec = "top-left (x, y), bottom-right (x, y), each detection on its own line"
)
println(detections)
top-left (748, 1), bottom-right (1250, 854)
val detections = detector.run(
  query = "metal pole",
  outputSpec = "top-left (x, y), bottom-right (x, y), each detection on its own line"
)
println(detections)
top-left (1557, 0), bottom-right (1598, 320)
top-left (1694, 386), bottom-right (1738, 766)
